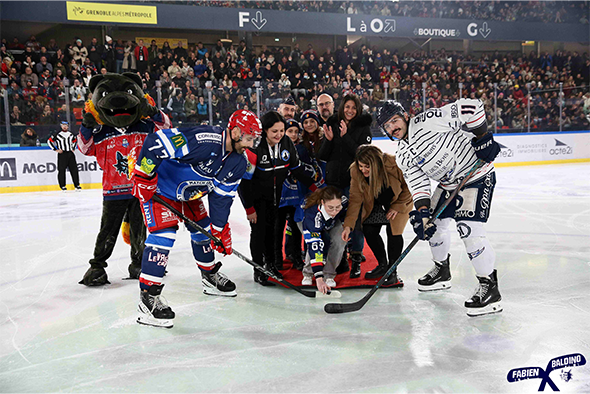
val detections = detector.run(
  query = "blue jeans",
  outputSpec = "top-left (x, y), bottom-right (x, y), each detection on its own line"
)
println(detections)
top-left (342, 185), bottom-right (365, 254)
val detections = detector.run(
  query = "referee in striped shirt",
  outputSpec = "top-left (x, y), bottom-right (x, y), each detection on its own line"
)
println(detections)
top-left (48, 121), bottom-right (81, 191)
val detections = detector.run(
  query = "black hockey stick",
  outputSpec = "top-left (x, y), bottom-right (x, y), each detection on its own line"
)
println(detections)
top-left (151, 195), bottom-right (319, 298)
top-left (324, 159), bottom-right (485, 314)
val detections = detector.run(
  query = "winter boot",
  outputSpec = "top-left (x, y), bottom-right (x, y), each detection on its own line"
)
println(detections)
top-left (201, 262), bottom-right (237, 297)
top-left (335, 251), bottom-right (350, 274)
top-left (349, 253), bottom-right (362, 279)
top-left (382, 269), bottom-right (404, 288)
top-left (417, 254), bottom-right (452, 291)
top-left (364, 260), bottom-right (388, 280)
top-left (254, 267), bottom-right (275, 287)
top-left (465, 270), bottom-right (503, 317)
top-left (137, 284), bottom-right (175, 328)
top-left (265, 257), bottom-right (283, 280)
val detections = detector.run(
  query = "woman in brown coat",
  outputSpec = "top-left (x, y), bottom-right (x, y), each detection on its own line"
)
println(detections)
top-left (341, 145), bottom-right (412, 286)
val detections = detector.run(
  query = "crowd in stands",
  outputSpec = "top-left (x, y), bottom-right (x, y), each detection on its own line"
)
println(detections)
top-left (146, 1), bottom-right (590, 24)
top-left (2, 32), bottom-right (589, 143)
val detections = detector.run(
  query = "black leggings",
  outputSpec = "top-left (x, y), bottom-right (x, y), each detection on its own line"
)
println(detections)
top-left (362, 223), bottom-right (403, 268)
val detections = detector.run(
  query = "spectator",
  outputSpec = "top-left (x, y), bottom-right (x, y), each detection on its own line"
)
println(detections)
top-left (20, 67), bottom-right (39, 88)
top-left (184, 93), bottom-right (198, 122)
top-left (87, 37), bottom-right (103, 70)
top-left (20, 127), bottom-right (39, 146)
top-left (166, 90), bottom-right (187, 123)
top-left (135, 39), bottom-right (149, 74)
top-left (196, 96), bottom-right (208, 122)
top-left (115, 39), bottom-right (125, 73)
top-left (123, 41), bottom-right (136, 72)
top-left (102, 35), bottom-right (116, 72)
top-left (39, 104), bottom-right (55, 125)
top-left (69, 79), bottom-right (86, 108)
top-left (69, 39), bottom-right (88, 65)
top-left (174, 41), bottom-right (189, 61)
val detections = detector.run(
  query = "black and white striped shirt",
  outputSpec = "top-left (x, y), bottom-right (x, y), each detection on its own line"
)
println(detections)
top-left (395, 98), bottom-right (494, 207)
top-left (48, 131), bottom-right (77, 152)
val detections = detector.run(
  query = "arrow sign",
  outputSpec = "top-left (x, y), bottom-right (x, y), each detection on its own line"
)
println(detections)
top-left (251, 11), bottom-right (267, 30)
top-left (479, 21), bottom-right (491, 38)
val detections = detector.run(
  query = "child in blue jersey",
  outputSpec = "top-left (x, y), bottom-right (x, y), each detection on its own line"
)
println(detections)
top-left (131, 109), bottom-right (262, 328)
top-left (298, 186), bottom-right (347, 294)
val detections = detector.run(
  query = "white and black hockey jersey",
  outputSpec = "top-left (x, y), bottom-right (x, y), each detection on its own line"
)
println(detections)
top-left (395, 98), bottom-right (494, 208)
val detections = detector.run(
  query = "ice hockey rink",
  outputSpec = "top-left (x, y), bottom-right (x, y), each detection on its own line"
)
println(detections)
top-left (1, 163), bottom-right (589, 393)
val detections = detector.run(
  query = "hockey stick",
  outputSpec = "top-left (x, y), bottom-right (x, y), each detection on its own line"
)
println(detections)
top-left (151, 194), bottom-right (326, 299)
top-left (324, 159), bottom-right (485, 314)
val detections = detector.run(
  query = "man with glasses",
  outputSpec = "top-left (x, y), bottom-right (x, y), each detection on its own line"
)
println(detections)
top-left (316, 93), bottom-right (334, 125)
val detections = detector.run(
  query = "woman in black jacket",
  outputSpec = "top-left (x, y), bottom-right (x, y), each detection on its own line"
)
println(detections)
top-left (318, 94), bottom-right (372, 278)
top-left (239, 111), bottom-right (321, 286)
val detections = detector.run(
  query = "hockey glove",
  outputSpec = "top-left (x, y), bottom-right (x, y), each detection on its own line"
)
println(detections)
top-left (132, 170), bottom-right (158, 203)
top-left (471, 133), bottom-right (501, 163)
top-left (410, 208), bottom-right (437, 241)
top-left (211, 224), bottom-right (232, 255)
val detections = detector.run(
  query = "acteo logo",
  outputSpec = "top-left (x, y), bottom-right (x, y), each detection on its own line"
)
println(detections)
top-left (497, 142), bottom-right (513, 158)
top-left (549, 139), bottom-right (573, 156)
top-left (0, 158), bottom-right (17, 181)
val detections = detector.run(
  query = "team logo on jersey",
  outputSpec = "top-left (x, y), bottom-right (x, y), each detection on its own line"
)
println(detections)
top-left (113, 151), bottom-right (128, 176)
top-left (171, 134), bottom-right (187, 149)
top-left (140, 157), bottom-right (155, 175)
top-left (281, 150), bottom-right (290, 161)
top-left (450, 104), bottom-right (458, 118)
top-left (122, 138), bottom-right (129, 148)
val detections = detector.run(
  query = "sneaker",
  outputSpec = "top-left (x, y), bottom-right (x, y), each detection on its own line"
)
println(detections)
top-left (325, 278), bottom-right (336, 287)
top-left (61, 187), bottom-right (67, 192)
top-left (137, 284), bottom-right (175, 328)
top-left (349, 253), bottom-right (362, 279)
top-left (201, 262), bottom-right (237, 297)
top-left (417, 255), bottom-right (452, 292)
top-left (301, 275), bottom-right (313, 286)
top-left (75, 186), bottom-right (82, 192)
top-left (465, 270), bottom-right (503, 317)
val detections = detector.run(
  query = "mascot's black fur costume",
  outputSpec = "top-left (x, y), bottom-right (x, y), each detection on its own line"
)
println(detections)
top-left (79, 72), bottom-right (170, 286)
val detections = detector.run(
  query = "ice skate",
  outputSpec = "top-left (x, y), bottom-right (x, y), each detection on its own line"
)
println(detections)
top-left (202, 262), bottom-right (237, 297)
top-left (465, 270), bottom-right (503, 317)
top-left (137, 284), bottom-right (175, 328)
top-left (418, 255), bottom-right (451, 291)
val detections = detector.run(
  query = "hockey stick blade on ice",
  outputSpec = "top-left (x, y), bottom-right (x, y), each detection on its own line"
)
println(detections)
top-left (151, 195), bottom-right (322, 298)
top-left (324, 160), bottom-right (485, 314)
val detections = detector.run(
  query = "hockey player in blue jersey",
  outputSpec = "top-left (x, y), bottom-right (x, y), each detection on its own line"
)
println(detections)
top-left (131, 109), bottom-right (262, 328)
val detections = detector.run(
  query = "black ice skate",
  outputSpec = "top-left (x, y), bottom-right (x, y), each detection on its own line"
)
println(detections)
top-left (418, 255), bottom-right (452, 292)
top-left (137, 284), bottom-right (175, 328)
top-left (465, 270), bottom-right (503, 317)
top-left (202, 262), bottom-right (237, 297)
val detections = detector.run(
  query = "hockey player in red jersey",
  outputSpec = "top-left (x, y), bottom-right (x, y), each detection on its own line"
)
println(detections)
top-left (377, 99), bottom-right (502, 317)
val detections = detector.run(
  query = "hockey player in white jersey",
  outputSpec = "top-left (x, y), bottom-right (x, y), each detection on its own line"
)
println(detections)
top-left (376, 100), bottom-right (502, 316)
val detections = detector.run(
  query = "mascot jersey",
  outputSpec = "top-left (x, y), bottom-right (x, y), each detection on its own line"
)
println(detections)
top-left (135, 125), bottom-right (250, 231)
top-left (78, 111), bottom-right (171, 200)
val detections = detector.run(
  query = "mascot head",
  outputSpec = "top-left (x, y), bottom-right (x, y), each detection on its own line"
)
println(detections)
top-left (85, 72), bottom-right (155, 129)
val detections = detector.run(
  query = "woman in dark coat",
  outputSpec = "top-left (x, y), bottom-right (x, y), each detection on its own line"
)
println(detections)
top-left (318, 94), bottom-right (372, 278)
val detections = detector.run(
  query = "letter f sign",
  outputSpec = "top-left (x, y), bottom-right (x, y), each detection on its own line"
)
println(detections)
top-left (239, 12), bottom-right (250, 27)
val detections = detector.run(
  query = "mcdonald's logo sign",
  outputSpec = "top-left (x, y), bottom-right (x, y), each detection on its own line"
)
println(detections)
top-left (0, 158), bottom-right (17, 180)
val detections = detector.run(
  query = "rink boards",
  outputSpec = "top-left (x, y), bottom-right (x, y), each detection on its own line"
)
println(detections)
top-left (1, 130), bottom-right (589, 193)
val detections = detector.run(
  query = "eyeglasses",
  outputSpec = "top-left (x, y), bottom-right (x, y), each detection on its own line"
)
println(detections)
top-left (318, 102), bottom-right (333, 107)
top-left (324, 204), bottom-right (342, 213)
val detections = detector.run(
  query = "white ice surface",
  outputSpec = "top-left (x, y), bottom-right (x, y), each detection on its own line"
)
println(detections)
top-left (1, 163), bottom-right (589, 393)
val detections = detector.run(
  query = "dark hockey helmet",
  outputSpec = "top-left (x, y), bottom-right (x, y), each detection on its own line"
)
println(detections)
top-left (376, 100), bottom-right (408, 131)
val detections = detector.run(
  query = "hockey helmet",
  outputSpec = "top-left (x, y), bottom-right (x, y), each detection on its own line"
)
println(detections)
top-left (376, 100), bottom-right (408, 132)
top-left (228, 109), bottom-right (262, 148)
top-left (229, 110), bottom-right (262, 138)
